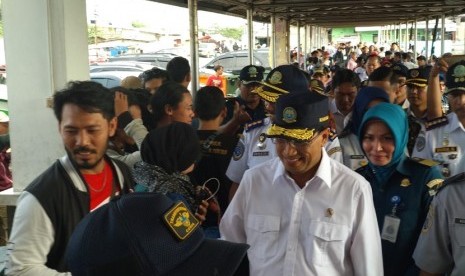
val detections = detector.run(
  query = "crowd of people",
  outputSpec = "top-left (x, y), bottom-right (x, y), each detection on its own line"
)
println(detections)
top-left (3, 45), bottom-right (465, 275)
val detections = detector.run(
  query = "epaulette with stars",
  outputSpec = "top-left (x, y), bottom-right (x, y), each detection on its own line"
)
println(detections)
top-left (425, 115), bottom-right (448, 131)
top-left (244, 119), bottom-right (264, 132)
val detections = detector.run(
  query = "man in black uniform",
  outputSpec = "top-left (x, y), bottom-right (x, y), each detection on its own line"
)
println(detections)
top-left (223, 65), bottom-right (266, 135)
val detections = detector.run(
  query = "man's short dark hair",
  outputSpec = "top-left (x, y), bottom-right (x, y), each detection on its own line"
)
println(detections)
top-left (369, 66), bottom-right (399, 85)
top-left (166, 57), bottom-right (191, 83)
top-left (332, 69), bottom-right (361, 90)
top-left (150, 81), bottom-right (190, 127)
top-left (139, 68), bottom-right (169, 85)
top-left (213, 65), bottom-right (223, 72)
top-left (385, 50), bottom-right (393, 56)
top-left (53, 81), bottom-right (114, 122)
top-left (194, 86), bottom-right (225, 121)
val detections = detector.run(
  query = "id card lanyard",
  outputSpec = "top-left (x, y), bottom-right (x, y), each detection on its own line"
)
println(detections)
top-left (381, 195), bottom-right (401, 243)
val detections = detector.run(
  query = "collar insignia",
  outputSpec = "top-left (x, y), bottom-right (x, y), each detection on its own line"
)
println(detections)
top-left (400, 178), bottom-right (411, 187)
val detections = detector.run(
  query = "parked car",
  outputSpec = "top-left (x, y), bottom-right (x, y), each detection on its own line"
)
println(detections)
top-left (90, 70), bottom-right (141, 89)
top-left (154, 47), bottom-right (190, 58)
top-left (198, 43), bottom-right (217, 58)
top-left (108, 53), bottom-right (176, 69)
top-left (90, 62), bottom-right (151, 73)
top-left (198, 48), bottom-right (272, 96)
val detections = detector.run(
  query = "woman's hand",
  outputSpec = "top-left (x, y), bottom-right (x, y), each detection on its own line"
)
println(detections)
top-left (195, 200), bottom-right (209, 223)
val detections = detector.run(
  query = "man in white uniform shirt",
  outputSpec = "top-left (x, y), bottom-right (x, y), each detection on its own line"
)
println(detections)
top-left (227, 65), bottom-right (342, 201)
top-left (413, 60), bottom-right (465, 178)
top-left (220, 91), bottom-right (383, 276)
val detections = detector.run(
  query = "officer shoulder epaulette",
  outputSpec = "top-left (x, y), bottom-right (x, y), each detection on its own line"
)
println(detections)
top-left (434, 172), bottom-right (465, 195)
top-left (244, 119), bottom-right (264, 132)
top-left (425, 115), bottom-right (449, 131)
top-left (410, 157), bottom-right (440, 167)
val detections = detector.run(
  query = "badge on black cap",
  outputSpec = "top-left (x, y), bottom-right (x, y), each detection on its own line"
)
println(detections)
top-left (248, 66), bottom-right (258, 78)
top-left (452, 64), bottom-right (465, 83)
top-left (410, 69), bottom-right (419, 78)
top-left (163, 201), bottom-right (200, 240)
top-left (269, 71), bottom-right (283, 85)
top-left (282, 107), bottom-right (297, 123)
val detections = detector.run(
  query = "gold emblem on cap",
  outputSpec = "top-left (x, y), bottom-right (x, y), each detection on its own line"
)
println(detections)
top-left (400, 178), bottom-right (411, 187)
top-left (410, 69), bottom-right (420, 78)
top-left (453, 64), bottom-right (465, 83)
top-left (248, 66), bottom-right (258, 78)
top-left (282, 107), bottom-right (297, 123)
top-left (163, 201), bottom-right (200, 240)
top-left (326, 208), bottom-right (334, 218)
top-left (393, 65), bottom-right (401, 70)
top-left (269, 71), bottom-right (283, 84)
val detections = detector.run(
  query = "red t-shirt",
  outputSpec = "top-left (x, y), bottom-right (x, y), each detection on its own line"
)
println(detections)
top-left (206, 75), bottom-right (223, 89)
top-left (82, 161), bottom-right (114, 211)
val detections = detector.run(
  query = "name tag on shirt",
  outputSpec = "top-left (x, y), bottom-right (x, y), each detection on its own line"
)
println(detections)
top-left (253, 151), bottom-right (269, 157)
top-left (435, 146), bottom-right (457, 153)
top-left (381, 216), bottom-right (401, 243)
top-left (455, 218), bottom-right (465, 224)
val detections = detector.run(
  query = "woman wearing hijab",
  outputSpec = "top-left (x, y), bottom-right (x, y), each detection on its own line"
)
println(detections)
top-left (356, 103), bottom-right (443, 276)
top-left (133, 122), bottom-right (201, 211)
top-left (338, 86), bottom-right (390, 170)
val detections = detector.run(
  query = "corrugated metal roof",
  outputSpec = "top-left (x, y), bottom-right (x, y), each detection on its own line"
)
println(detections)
top-left (151, 0), bottom-right (465, 27)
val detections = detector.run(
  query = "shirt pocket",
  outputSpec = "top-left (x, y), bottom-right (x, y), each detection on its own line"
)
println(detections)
top-left (453, 222), bottom-right (465, 246)
top-left (306, 221), bottom-right (349, 266)
top-left (245, 214), bottom-right (281, 260)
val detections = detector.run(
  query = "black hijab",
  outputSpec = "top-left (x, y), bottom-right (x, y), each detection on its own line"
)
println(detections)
top-left (141, 122), bottom-right (200, 174)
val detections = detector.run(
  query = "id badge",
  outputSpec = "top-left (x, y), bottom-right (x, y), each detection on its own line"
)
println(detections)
top-left (381, 215), bottom-right (401, 243)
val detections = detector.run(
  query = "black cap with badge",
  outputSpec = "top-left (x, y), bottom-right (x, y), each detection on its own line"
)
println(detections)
top-left (239, 65), bottom-right (265, 84)
top-left (391, 62), bottom-right (409, 78)
top-left (406, 66), bottom-right (431, 87)
top-left (267, 91), bottom-right (329, 141)
top-left (445, 60), bottom-right (465, 95)
top-left (254, 65), bottom-right (309, 103)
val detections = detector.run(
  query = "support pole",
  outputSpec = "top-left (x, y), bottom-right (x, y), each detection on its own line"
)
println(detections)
top-left (441, 14), bottom-right (446, 55)
top-left (247, 8), bottom-right (254, 64)
top-left (188, 0), bottom-right (199, 95)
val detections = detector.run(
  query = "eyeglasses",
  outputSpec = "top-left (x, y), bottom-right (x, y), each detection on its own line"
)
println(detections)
top-left (271, 133), bottom-right (321, 150)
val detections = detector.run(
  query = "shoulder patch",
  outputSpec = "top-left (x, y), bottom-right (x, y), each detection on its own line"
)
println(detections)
top-left (244, 119), bottom-right (264, 132)
top-left (415, 135), bottom-right (426, 152)
top-left (422, 204), bottom-right (434, 233)
top-left (163, 201), bottom-right (200, 240)
top-left (425, 116), bottom-right (449, 131)
top-left (410, 157), bottom-right (440, 167)
top-left (232, 141), bottom-right (245, 161)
